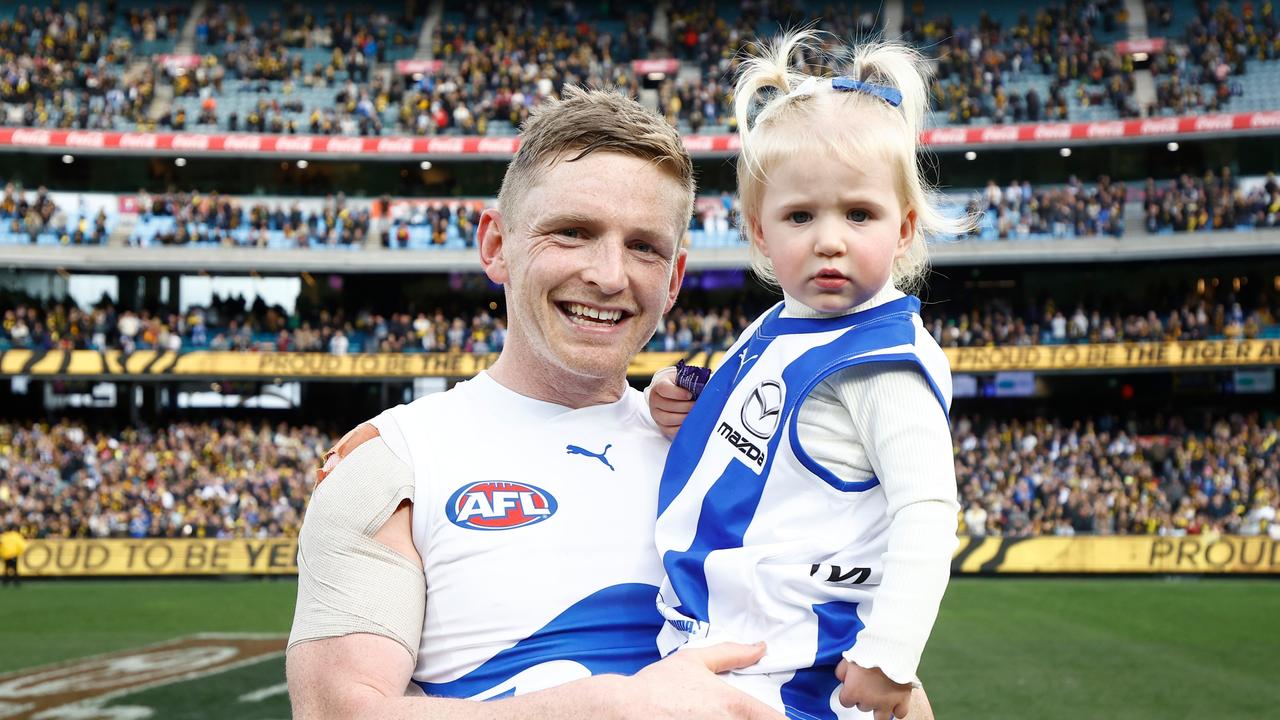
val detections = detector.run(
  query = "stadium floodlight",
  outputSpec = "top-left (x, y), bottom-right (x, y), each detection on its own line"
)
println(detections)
top-left (1059, 147), bottom-right (1072, 157)
top-left (61, 154), bottom-right (74, 164)
top-left (1167, 142), bottom-right (1179, 152)
top-left (296, 159), bottom-right (309, 169)
top-left (420, 160), bottom-right (432, 170)
top-left (964, 151), bottom-right (977, 161)
top-left (175, 157), bottom-right (187, 167)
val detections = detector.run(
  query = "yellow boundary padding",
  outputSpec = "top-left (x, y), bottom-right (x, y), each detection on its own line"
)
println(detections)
top-left (0, 340), bottom-right (1277, 380)
top-left (18, 535), bottom-right (1279, 576)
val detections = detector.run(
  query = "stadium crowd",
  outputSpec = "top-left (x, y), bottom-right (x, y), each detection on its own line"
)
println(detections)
top-left (0, 419), bottom-right (319, 540)
top-left (955, 413), bottom-right (1280, 538)
top-left (1148, 0), bottom-right (1280, 116)
top-left (962, 170), bottom-right (1280, 240)
top-left (902, 0), bottom-right (1140, 124)
top-left (966, 176), bottom-right (1129, 239)
top-left (921, 296), bottom-right (1278, 348)
top-left (162, 2), bottom-right (421, 135)
top-left (0, 183), bottom-right (110, 245)
top-left (409, 1), bottom-right (656, 137)
top-left (0, 295), bottom-right (512, 354)
top-left (0, 2), bottom-right (177, 130)
top-left (3, 0), bottom-right (1278, 134)
top-left (132, 189), bottom-right (371, 247)
top-left (3, 411), bottom-right (1276, 540)
top-left (1143, 170), bottom-right (1280, 233)
top-left (3, 290), bottom-right (1276, 354)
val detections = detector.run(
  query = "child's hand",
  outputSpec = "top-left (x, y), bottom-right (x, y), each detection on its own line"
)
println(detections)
top-left (835, 659), bottom-right (913, 720)
top-left (648, 367), bottom-right (695, 440)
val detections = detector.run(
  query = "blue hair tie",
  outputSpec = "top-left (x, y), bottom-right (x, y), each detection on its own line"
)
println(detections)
top-left (831, 77), bottom-right (902, 107)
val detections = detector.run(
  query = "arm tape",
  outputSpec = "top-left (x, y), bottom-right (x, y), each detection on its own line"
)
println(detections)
top-left (288, 438), bottom-right (424, 660)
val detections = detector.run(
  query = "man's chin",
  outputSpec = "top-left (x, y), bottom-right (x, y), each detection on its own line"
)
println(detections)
top-left (554, 351), bottom-right (632, 384)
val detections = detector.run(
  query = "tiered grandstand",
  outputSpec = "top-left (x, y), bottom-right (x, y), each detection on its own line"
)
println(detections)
top-left (1, 0), bottom-right (1277, 547)
top-left (0, 5), bottom-right (1275, 720)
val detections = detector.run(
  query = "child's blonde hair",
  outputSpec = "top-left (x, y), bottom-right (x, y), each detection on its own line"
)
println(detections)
top-left (734, 30), bottom-right (970, 294)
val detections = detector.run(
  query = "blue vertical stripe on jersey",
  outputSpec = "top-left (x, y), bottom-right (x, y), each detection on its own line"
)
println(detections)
top-left (777, 600), bottom-right (865, 719)
top-left (657, 305), bottom-right (785, 517)
top-left (661, 454), bottom-right (779, 622)
top-left (658, 312), bottom-right (917, 626)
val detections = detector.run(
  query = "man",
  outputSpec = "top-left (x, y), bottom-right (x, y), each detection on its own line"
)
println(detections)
top-left (287, 87), bottom-right (936, 719)
top-left (1, 524), bottom-right (26, 587)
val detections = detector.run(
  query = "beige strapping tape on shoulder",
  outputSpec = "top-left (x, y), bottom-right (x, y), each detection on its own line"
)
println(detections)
top-left (289, 438), bottom-right (423, 659)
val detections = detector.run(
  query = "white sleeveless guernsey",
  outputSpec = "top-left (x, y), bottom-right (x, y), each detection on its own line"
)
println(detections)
top-left (655, 296), bottom-right (951, 719)
top-left (369, 372), bottom-right (668, 699)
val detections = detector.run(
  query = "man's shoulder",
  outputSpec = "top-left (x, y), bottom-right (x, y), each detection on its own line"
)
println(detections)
top-left (317, 422), bottom-right (383, 484)
top-left (317, 380), bottom-right (488, 482)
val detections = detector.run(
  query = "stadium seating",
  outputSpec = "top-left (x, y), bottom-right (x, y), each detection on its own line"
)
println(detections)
top-left (129, 192), bottom-right (371, 248)
top-left (3, 287), bottom-right (1277, 354)
top-left (4, 411), bottom-right (1276, 539)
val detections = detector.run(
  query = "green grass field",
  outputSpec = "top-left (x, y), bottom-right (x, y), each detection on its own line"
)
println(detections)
top-left (0, 577), bottom-right (1277, 719)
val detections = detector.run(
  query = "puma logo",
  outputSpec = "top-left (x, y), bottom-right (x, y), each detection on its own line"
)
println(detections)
top-left (565, 443), bottom-right (615, 471)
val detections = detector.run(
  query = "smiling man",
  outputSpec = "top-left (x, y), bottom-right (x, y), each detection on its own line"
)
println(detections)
top-left (285, 87), bottom-right (785, 720)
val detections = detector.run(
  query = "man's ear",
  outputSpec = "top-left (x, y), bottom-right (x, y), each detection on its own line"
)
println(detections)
top-left (664, 245), bottom-right (688, 314)
top-left (478, 208), bottom-right (509, 284)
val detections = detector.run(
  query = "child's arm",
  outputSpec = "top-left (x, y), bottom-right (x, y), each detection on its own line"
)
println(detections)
top-left (830, 365), bottom-right (959, 715)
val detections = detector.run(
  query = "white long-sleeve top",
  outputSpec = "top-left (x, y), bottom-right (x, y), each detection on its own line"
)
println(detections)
top-left (784, 284), bottom-right (959, 682)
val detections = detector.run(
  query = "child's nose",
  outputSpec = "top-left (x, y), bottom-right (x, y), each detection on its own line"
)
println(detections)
top-left (814, 226), bottom-right (847, 256)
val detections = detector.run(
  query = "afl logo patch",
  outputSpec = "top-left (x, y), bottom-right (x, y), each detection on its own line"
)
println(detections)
top-left (446, 481), bottom-right (558, 531)
top-left (740, 380), bottom-right (784, 439)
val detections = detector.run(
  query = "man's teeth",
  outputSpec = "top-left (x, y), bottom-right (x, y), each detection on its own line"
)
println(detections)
top-left (565, 303), bottom-right (622, 323)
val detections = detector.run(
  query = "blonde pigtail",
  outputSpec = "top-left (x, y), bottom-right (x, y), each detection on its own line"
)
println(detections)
top-left (842, 42), bottom-right (976, 292)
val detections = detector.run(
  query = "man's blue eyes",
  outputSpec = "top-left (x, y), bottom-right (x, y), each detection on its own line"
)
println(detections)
top-left (554, 230), bottom-right (659, 254)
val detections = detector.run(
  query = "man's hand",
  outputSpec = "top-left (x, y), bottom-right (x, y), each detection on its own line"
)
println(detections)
top-left (648, 368), bottom-right (695, 440)
top-left (835, 659), bottom-right (912, 720)
top-left (614, 642), bottom-right (785, 719)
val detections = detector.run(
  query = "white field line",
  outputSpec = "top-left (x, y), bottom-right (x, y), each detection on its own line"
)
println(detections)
top-left (4, 635), bottom-right (287, 720)
top-left (238, 683), bottom-right (288, 703)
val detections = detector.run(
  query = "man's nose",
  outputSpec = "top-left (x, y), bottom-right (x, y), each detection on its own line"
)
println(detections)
top-left (581, 239), bottom-right (628, 295)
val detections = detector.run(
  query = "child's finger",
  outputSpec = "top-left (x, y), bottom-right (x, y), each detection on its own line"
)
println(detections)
top-left (837, 682), bottom-right (859, 709)
top-left (652, 408), bottom-right (691, 428)
top-left (652, 380), bottom-right (693, 401)
top-left (653, 398), bottom-right (695, 414)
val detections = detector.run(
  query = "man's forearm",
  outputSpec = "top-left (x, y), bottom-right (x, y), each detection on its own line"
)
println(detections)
top-left (287, 634), bottom-right (628, 720)
top-left (288, 635), bottom-right (785, 720)
top-left (326, 676), bottom-right (626, 720)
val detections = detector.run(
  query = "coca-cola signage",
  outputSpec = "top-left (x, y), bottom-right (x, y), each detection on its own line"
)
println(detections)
top-left (0, 111), bottom-right (1276, 159)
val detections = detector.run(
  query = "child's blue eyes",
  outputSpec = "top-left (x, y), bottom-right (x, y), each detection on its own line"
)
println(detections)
top-left (786, 210), bottom-right (870, 223)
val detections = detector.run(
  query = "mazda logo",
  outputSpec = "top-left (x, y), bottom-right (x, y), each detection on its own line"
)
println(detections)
top-left (740, 380), bottom-right (784, 439)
